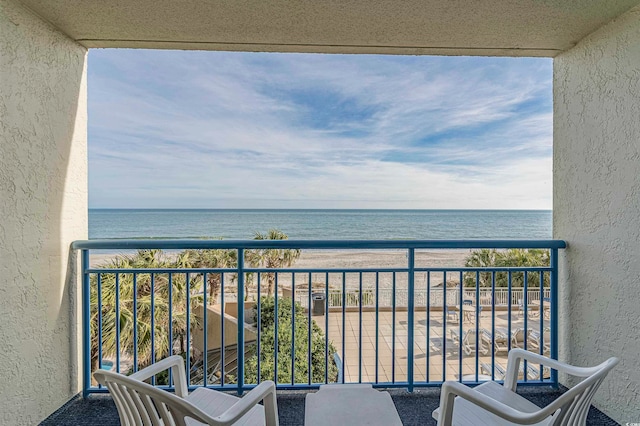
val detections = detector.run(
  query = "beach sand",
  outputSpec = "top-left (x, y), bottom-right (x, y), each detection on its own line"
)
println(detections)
top-left (294, 249), bottom-right (471, 269)
top-left (89, 249), bottom-right (470, 270)
top-left (290, 250), bottom-right (471, 289)
top-left (90, 249), bottom-right (470, 267)
top-left (88, 248), bottom-right (472, 291)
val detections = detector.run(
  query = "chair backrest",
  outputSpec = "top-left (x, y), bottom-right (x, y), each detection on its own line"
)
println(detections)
top-left (512, 328), bottom-right (527, 343)
top-left (462, 329), bottom-right (480, 344)
top-left (546, 357), bottom-right (619, 426)
top-left (488, 328), bottom-right (508, 343)
top-left (94, 369), bottom-right (213, 426)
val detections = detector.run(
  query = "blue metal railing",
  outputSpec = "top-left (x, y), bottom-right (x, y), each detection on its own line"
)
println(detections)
top-left (73, 239), bottom-right (566, 397)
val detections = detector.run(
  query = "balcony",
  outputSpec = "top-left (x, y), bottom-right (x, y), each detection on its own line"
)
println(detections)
top-left (42, 387), bottom-right (616, 425)
top-left (2, 0), bottom-right (639, 423)
top-left (33, 239), bottom-right (613, 424)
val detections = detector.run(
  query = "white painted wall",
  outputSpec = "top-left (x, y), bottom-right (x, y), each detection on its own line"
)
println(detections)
top-left (554, 5), bottom-right (640, 422)
top-left (0, 0), bottom-right (87, 423)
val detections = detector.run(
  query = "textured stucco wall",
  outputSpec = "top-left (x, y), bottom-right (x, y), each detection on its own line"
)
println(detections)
top-left (0, 0), bottom-right (87, 423)
top-left (554, 5), bottom-right (640, 423)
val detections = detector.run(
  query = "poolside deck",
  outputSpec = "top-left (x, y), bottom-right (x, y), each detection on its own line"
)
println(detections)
top-left (314, 308), bottom-right (551, 383)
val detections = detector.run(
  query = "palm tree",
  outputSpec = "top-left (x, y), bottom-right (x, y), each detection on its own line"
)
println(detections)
top-left (246, 230), bottom-right (301, 296)
top-left (464, 248), bottom-right (499, 287)
top-left (498, 249), bottom-right (550, 288)
top-left (90, 250), bottom-right (202, 376)
top-left (463, 248), bottom-right (550, 288)
top-left (179, 247), bottom-right (237, 304)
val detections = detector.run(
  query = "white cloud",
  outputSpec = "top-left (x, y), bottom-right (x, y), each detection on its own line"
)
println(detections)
top-left (88, 51), bottom-right (552, 209)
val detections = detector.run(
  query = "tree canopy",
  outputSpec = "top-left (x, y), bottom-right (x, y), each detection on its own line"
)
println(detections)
top-left (90, 249), bottom-right (203, 374)
top-left (463, 248), bottom-right (550, 288)
top-left (244, 296), bottom-right (338, 385)
top-left (246, 229), bottom-right (302, 296)
top-left (90, 230), bottom-right (302, 379)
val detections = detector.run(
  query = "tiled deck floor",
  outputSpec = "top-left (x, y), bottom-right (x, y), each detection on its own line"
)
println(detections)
top-left (314, 309), bottom-right (550, 383)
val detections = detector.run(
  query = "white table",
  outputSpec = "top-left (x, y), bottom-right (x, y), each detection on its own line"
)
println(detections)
top-left (304, 384), bottom-right (402, 426)
top-left (461, 304), bottom-right (476, 323)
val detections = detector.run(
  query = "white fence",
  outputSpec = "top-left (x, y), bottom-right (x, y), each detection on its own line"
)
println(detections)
top-left (292, 287), bottom-right (551, 309)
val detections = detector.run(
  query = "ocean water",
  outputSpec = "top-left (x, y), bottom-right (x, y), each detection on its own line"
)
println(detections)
top-left (88, 209), bottom-right (552, 240)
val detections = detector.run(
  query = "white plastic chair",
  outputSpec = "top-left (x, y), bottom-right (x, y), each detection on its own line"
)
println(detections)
top-left (433, 349), bottom-right (618, 425)
top-left (94, 355), bottom-right (279, 426)
top-left (516, 299), bottom-right (538, 320)
top-left (446, 306), bottom-right (459, 322)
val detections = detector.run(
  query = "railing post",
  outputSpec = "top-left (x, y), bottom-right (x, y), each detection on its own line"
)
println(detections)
top-left (407, 248), bottom-right (415, 392)
top-left (237, 248), bottom-right (245, 395)
top-left (550, 248), bottom-right (559, 388)
top-left (82, 249), bottom-right (91, 398)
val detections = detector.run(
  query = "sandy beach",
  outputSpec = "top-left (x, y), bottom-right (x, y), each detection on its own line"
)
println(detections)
top-left (88, 248), bottom-right (472, 293)
top-left (89, 248), bottom-right (470, 271)
top-left (294, 249), bottom-right (471, 269)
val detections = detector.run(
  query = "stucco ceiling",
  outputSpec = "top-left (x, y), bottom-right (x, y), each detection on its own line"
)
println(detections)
top-left (19, 0), bottom-right (640, 56)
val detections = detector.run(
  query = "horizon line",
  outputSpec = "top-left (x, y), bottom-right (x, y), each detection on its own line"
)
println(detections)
top-left (89, 207), bottom-right (552, 211)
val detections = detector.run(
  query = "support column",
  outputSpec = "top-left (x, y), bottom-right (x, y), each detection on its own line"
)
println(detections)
top-left (0, 0), bottom-right (88, 423)
top-left (554, 5), bottom-right (640, 422)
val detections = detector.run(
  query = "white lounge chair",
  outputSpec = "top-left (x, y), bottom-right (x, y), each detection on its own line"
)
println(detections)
top-left (450, 329), bottom-right (488, 356)
top-left (480, 328), bottom-right (509, 353)
top-left (529, 327), bottom-right (551, 354)
top-left (481, 361), bottom-right (550, 381)
top-left (434, 349), bottom-right (618, 425)
top-left (94, 355), bottom-right (279, 426)
top-left (511, 328), bottom-right (535, 350)
top-left (483, 327), bottom-right (541, 354)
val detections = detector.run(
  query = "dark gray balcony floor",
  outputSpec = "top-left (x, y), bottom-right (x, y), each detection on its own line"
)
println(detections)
top-left (41, 386), bottom-right (618, 425)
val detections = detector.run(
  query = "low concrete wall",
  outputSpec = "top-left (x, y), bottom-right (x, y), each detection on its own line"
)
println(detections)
top-left (192, 305), bottom-right (257, 353)
top-left (320, 304), bottom-right (539, 313)
top-left (224, 301), bottom-right (258, 324)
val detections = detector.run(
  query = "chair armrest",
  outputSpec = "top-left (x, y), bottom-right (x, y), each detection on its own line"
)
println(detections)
top-left (437, 381), bottom-right (551, 425)
top-left (213, 381), bottom-right (279, 426)
top-left (504, 349), bottom-right (598, 392)
top-left (129, 355), bottom-right (189, 398)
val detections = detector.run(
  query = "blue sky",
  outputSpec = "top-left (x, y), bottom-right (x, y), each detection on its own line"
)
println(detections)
top-left (88, 51), bottom-right (552, 209)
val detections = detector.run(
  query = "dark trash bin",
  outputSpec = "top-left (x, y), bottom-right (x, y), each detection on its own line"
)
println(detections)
top-left (312, 292), bottom-right (326, 316)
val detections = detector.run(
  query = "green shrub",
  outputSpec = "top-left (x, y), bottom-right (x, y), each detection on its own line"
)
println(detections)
top-left (244, 296), bottom-right (339, 384)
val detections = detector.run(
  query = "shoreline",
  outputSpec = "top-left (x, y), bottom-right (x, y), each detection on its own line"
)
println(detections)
top-left (88, 248), bottom-right (471, 269)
